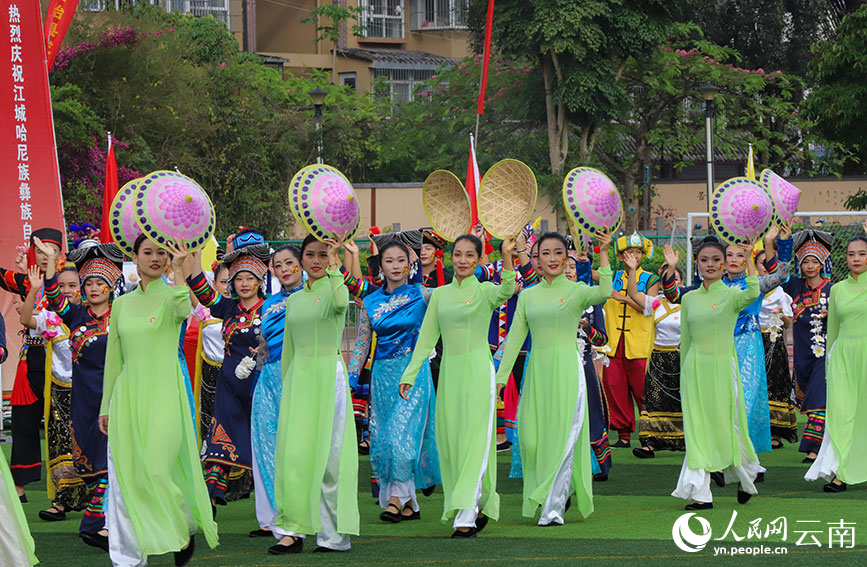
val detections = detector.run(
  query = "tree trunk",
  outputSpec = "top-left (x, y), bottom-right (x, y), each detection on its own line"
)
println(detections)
top-left (542, 51), bottom-right (570, 231)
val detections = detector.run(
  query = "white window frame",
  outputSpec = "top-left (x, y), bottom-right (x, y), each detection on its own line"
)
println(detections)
top-left (358, 0), bottom-right (406, 39)
top-left (410, 0), bottom-right (468, 31)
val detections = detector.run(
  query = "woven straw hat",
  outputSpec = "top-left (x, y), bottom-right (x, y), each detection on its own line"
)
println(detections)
top-left (477, 159), bottom-right (537, 239)
top-left (422, 170), bottom-right (472, 242)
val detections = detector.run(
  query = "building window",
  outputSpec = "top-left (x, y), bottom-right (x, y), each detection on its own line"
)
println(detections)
top-left (82, 1), bottom-right (230, 29)
top-left (189, 0), bottom-right (230, 28)
top-left (340, 72), bottom-right (357, 92)
top-left (359, 0), bottom-right (405, 39)
top-left (411, 0), bottom-right (468, 30)
top-left (372, 67), bottom-right (436, 103)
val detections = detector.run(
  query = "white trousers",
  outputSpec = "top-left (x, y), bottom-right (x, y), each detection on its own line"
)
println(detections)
top-left (106, 446), bottom-right (195, 567)
top-left (538, 354), bottom-right (587, 525)
top-left (805, 430), bottom-right (840, 482)
top-left (453, 363), bottom-right (497, 529)
top-left (673, 363), bottom-right (759, 502)
top-left (282, 360), bottom-right (351, 550)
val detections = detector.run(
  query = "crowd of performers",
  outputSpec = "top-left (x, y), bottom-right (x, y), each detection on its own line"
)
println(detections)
top-left (1, 218), bottom-right (866, 566)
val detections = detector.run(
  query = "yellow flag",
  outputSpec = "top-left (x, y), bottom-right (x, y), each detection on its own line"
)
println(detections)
top-left (746, 144), bottom-right (756, 180)
top-left (200, 235), bottom-right (218, 273)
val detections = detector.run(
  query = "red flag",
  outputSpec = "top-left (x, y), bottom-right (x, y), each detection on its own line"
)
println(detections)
top-left (2, 0), bottom-right (67, 391)
top-left (465, 134), bottom-right (481, 227)
top-left (476, 0), bottom-right (495, 115)
top-left (43, 0), bottom-right (78, 71)
top-left (100, 134), bottom-right (119, 243)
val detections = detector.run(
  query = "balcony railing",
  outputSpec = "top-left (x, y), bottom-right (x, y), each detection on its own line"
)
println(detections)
top-left (359, 0), bottom-right (406, 39)
top-left (410, 0), bottom-right (468, 31)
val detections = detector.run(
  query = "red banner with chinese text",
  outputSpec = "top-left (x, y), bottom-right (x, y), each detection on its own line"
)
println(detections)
top-left (1, 0), bottom-right (66, 391)
top-left (44, 0), bottom-right (78, 71)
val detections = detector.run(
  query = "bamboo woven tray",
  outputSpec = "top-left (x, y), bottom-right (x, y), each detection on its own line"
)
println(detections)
top-left (422, 170), bottom-right (472, 242)
top-left (478, 159), bottom-right (537, 239)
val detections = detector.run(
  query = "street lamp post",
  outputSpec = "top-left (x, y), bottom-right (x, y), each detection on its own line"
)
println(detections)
top-left (698, 84), bottom-right (719, 201)
top-left (308, 87), bottom-right (327, 164)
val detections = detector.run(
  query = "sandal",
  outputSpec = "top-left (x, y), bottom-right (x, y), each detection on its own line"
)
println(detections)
top-left (379, 502), bottom-right (402, 523)
top-left (401, 503), bottom-right (420, 521)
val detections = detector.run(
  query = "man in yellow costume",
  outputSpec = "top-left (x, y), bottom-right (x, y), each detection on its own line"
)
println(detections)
top-left (602, 232), bottom-right (659, 448)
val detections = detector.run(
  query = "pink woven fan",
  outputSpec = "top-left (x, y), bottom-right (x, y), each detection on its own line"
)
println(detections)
top-left (109, 178), bottom-right (145, 257)
top-left (135, 171), bottom-right (216, 252)
top-left (710, 177), bottom-right (775, 246)
top-left (562, 167), bottom-right (623, 235)
top-left (759, 169), bottom-right (800, 224)
top-left (289, 165), bottom-right (360, 242)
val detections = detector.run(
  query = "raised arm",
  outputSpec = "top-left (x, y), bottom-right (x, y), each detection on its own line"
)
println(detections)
top-left (325, 236), bottom-right (351, 317)
top-left (0, 267), bottom-right (30, 298)
top-left (733, 241), bottom-right (761, 311)
top-left (347, 308), bottom-right (373, 390)
top-left (339, 265), bottom-right (379, 299)
top-left (622, 254), bottom-right (647, 307)
top-left (399, 290), bottom-right (441, 394)
top-left (165, 240), bottom-right (194, 322)
top-left (19, 267), bottom-right (42, 330)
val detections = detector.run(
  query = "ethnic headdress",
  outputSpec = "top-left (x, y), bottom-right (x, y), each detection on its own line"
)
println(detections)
top-left (228, 254), bottom-right (268, 282)
top-left (615, 231), bottom-right (654, 258)
top-left (68, 241), bottom-right (125, 293)
top-left (793, 229), bottom-right (834, 276)
top-left (222, 227), bottom-right (271, 264)
top-left (226, 254), bottom-right (268, 298)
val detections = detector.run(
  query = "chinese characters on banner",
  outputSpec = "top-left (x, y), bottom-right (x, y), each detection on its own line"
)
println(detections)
top-left (1, 1), bottom-right (66, 390)
top-left (44, 0), bottom-right (78, 71)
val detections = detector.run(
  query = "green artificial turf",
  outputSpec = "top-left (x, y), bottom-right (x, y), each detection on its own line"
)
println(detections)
top-left (5, 434), bottom-right (866, 567)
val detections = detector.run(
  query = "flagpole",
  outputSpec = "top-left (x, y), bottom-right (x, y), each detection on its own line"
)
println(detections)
top-left (474, 0), bottom-right (495, 144)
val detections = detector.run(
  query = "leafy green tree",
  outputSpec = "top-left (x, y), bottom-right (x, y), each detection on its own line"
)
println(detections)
top-left (803, 4), bottom-right (867, 173)
top-left (471, 0), bottom-right (683, 184)
top-left (51, 6), bottom-right (393, 237)
top-left (596, 26), bottom-right (807, 228)
top-left (301, 5), bottom-right (366, 84)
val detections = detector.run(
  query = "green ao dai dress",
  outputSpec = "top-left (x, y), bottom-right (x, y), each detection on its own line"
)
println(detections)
top-left (100, 279), bottom-right (218, 563)
top-left (495, 268), bottom-right (613, 525)
top-left (672, 276), bottom-right (761, 503)
top-left (806, 274), bottom-right (867, 485)
top-left (274, 268), bottom-right (359, 549)
top-left (400, 269), bottom-right (516, 528)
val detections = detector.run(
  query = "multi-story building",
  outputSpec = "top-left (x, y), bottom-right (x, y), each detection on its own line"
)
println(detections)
top-left (84, 1), bottom-right (472, 101)
top-left (253, 0), bottom-right (472, 101)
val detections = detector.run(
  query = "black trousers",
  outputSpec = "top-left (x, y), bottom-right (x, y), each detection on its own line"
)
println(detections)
top-left (11, 346), bottom-right (45, 487)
